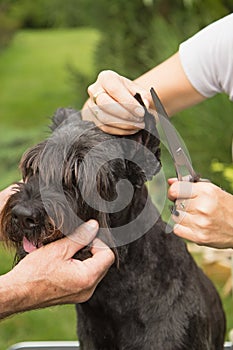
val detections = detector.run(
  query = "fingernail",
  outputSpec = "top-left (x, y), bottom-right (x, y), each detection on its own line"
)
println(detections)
top-left (169, 205), bottom-right (180, 217)
top-left (143, 98), bottom-right (149, 109)
top-left (134, 106), bottom-right (145, 118)
top-left (86, 219), bottom-right (98, 230)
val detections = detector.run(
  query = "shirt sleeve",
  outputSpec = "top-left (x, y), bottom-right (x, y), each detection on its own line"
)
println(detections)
top-left (179, 14), bottom-right (233, 101)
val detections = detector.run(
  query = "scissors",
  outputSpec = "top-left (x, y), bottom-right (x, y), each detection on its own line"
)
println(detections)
top-left (150, 87), bottom-right (208, 183)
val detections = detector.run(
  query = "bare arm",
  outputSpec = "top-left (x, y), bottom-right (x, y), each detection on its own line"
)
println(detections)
top-left (135, 52), bottom-right (206, 116)
top-left (0, 221), bottom-right (114, 319)
top-left (81, 14), bottom-right (233, 250)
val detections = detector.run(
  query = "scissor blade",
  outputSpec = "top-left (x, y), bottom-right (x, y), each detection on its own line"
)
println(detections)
top-left (150, 87), bottom-right (197, 180)
top-left (150, 87), bottom-right (183, 158)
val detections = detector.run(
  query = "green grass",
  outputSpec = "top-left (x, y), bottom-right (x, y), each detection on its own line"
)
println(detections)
top-left (0, 28), bottom-right (99, 128)
top-left (0, 28), bottom-right (100, 190)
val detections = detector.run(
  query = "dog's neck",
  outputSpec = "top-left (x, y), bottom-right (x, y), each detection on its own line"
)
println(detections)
top-left (109, 185), bottom-right (149, 226)
top-left (103, 183), bottom-right (159, 250)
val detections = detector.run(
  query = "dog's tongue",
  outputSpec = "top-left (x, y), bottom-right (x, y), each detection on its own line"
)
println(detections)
top-left (23, 237), bottom-right (38, 253)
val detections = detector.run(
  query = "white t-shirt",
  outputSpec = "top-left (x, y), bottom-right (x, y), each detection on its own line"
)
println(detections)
top-left (179, 14), bottom-right (233, 101)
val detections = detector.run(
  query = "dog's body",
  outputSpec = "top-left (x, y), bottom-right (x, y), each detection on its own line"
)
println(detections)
top-left (1, 107), bottom-right (225, 350)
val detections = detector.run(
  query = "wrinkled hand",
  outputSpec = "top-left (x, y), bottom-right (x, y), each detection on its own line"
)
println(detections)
top-left (82, 70), bottom-right (150, 135)
top-left (0, 220), bottom-right (115, 318)
top-left (168, 178), bottom-right (233, 249)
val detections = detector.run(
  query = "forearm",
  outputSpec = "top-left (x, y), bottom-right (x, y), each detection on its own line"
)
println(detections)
top-left (0, 271), bottom-right (36, 319)
top-left (135, 52), bottom-right (206, 116)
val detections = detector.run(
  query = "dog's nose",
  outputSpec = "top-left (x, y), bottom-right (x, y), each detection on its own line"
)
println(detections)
top-left (11, 205), bottom-right (38, 229)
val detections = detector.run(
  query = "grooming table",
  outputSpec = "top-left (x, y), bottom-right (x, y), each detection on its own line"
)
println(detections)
top-left (7, 341), bottom-right (233, 349)
top-left (7, 341), bottom-right (80, 350)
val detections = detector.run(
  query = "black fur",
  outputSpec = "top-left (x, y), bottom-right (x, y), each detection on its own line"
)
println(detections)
top-left (0, 107), bottom-right (226, 349)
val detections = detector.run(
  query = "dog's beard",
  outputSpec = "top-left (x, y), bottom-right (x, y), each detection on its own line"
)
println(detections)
top-left (0, 181), bottom-right (64, 262)
top-left (0, 175), bottom-right (114, 264)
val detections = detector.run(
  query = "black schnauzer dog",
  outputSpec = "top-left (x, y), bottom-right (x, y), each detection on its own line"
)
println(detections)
top-left (0, 103), bottom-right (226, 350)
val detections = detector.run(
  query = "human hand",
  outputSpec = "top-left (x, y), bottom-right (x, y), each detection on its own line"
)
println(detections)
top-left (0, 185), bottom-right (18, 239)
top-left (0, 185), bottom-right (16, 213)
top-left (82, 70), bottom-right (151, 135)
top-left (0, 220), bottom-right (115, 318)
top-left (168, 178), bottom-right (233, 249)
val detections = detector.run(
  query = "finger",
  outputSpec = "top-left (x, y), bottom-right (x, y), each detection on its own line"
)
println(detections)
top-left (87, 101), bottom-right (145, 128)
top-left (82, 104), bottom-right (140, 135)
top-left (0, 184), bottom-right (18, 202)
top-left (176, 196), bottom-right (211, 216)
top-left (168, 181), bottom-right (195, 201)
top-left (54, 220), bottom-right (99, 257)
top-left (90, 238), bottom-right (115, 259)
top-left (84, 238), bottom-right (115, 281)
top-left (172, 209), bottom-right (207, 233)
top-left (175, 198), bottom-right (192, 212)
top-left (173, 223), bottom-right (198, 243)
top-left (168, 175), bottom-right (197, 186)
top-left (99, 124), bottom-right (141, 135)
top-left (88, 89), bottom-right (136, 120)
top-left (88, 93), bottom-right (145, 123)
top-left (89, 70), bottom-right (149, 117)
top-left (0, 185), bottom-right (18, 215)
top-left (171, 208), bottom-right (189, 224)
top-left (171, 210), bottom-right (201, 241)
top-left (167, 177), bottom-right (178, 185)
top-left (173, 220), bottom-right (213, 246)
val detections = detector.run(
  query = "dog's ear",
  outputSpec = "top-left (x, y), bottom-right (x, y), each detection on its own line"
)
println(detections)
top-left (50, 108), bottom-right (82, 131)
top-left (20, 141), bottom-right (47, 180)
top-left (121, 94), bottom-right (161, 187)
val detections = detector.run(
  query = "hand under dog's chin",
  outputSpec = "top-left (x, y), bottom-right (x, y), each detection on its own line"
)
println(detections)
top-left (21, 236), bottom-right (93, 261)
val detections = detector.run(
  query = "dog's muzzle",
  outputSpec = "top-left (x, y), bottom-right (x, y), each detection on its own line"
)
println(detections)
top-left (11, 204), bottom-right (39, 230)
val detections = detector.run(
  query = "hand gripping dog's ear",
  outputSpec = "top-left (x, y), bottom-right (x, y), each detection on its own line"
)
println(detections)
top-left (121, 93), bottom-right (161, 188)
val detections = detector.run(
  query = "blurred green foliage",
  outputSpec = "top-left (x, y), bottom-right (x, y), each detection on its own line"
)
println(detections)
top-left (0, 1), bottom-right (233, 347)
top-left (0, 0), bottom-right (19, 49)
top-left (8, 0), bottom-right (93, 28)
top-left (212, 161), bottom-right (233, 190)
top-left (86, 0), bottom-right (231, 77)
top-left (173, 94), bottom-right (233, 190)
top-left (0, 28), bottom-right (100, 189)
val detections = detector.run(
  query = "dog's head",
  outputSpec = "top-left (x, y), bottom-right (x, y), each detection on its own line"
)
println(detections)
top-left (0, 105), bottom-right (161, 262)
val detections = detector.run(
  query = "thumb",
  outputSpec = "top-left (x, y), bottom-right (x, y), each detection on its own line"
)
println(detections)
top-left (56, 220), bottom-right (99, 258)
top-left (168, 177), bottom-right (178, 185)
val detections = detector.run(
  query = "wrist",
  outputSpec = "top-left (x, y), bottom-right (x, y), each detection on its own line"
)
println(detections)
top-left (0, 271), bottom-right (29, 319)
top-left (0, 268), bottom-right (47, 319)
top-left (223, 190), bottom-right (233, 248)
